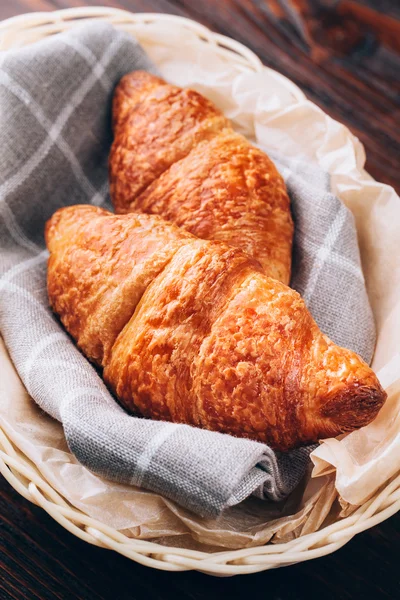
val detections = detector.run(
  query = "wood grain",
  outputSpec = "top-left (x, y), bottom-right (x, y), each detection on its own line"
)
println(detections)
top-left (0, 1), bottom-right (399, 598)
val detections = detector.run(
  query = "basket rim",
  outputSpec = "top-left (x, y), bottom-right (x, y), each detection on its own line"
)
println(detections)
top-left (0, 6), bottom-right (398, 576)
top-left (1, 422), bottom-right (399, 574)
top-left (0, 6), bottom-right (306, 103)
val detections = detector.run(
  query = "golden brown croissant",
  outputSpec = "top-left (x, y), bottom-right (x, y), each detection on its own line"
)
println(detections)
top-left (109, 71), bottom-right (293, 284)
top-left (45, 205), bottom-right (386, 451)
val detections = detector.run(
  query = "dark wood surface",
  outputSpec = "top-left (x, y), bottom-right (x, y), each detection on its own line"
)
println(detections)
top-left (0, 1), bottom-right (399, 598)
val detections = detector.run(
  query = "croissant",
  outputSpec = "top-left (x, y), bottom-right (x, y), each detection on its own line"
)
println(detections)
top-left (109, 71), bottom-right (293, 284)
top-left (45, 205), bottom-right (386, 451)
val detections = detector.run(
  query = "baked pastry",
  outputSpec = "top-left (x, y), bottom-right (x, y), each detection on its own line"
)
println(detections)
top-left (45, 205), bottom-right (386, 451)
top-left (109, 71), bottom-right (293, 284)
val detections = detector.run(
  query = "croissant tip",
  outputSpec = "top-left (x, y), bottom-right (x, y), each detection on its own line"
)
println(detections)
top-left (44, 209), bottom-right (62, 246)
top-left (322, 382), bottom-right (387, 432)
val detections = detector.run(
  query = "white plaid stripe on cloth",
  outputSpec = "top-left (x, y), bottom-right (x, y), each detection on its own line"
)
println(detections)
top-left (0, 23), bottom-right (374, 517)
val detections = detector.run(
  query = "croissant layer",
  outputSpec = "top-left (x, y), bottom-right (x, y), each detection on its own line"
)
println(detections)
top-left (45, 205), bottom-right (386, 451)
top-left (109, 71), bottom-right (293, 284)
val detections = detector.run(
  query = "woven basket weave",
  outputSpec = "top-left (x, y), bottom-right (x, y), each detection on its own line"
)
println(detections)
top-left (0, 6), bottom-right (399, 576)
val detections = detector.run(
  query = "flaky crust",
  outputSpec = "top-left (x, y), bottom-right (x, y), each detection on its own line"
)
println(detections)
top-left (45, 205), bottom-right (386, 451)
top-left (109, 71), bottom-right (293, 284)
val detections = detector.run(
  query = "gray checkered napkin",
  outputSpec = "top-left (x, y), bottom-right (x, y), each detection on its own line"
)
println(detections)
top-left (0, 23), bottom-right (375, 517)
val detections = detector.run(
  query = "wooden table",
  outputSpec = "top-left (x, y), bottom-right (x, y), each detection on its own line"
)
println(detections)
top-left (1, 2), bottom-right (399, 599)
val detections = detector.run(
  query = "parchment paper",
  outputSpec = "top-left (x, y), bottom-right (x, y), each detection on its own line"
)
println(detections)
top-left (0, 22), bottom-right (399, 549)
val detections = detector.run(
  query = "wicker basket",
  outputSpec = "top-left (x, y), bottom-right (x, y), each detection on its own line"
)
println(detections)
top-left (0, 6), bottom-right (399, 576)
